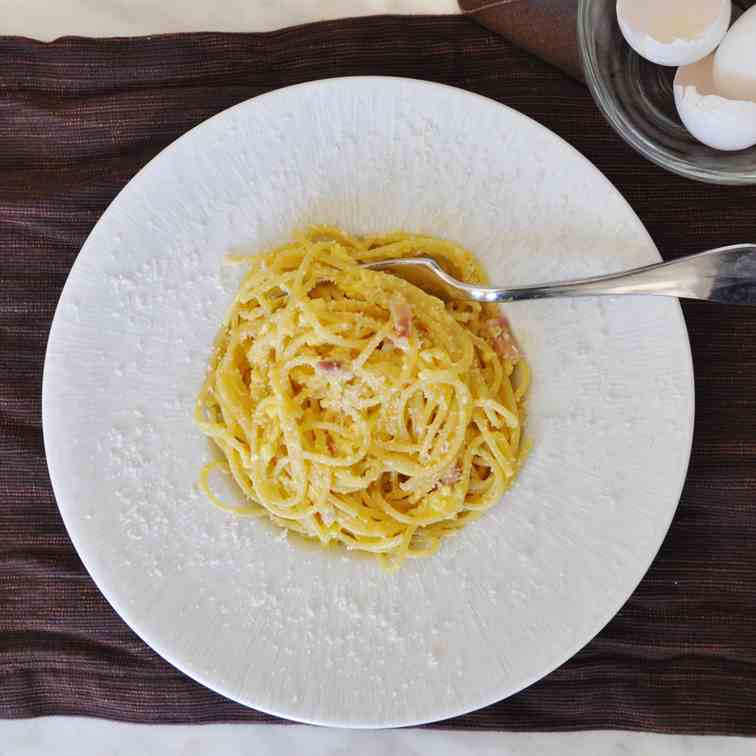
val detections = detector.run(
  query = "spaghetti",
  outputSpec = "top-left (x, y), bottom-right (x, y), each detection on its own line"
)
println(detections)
top-left (195, 228), bottom-right (530, 569)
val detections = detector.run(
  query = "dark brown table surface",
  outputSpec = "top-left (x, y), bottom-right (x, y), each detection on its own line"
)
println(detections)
top-left (1, 15), bottom-right (756, 732)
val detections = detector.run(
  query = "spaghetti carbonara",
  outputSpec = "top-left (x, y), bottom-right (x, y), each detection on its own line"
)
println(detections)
top-left (195, 227), bottom-right (530, 569)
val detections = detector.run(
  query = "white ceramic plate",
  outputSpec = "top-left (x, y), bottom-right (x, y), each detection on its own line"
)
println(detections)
top-left (43, 77), bottom-right (694, 728)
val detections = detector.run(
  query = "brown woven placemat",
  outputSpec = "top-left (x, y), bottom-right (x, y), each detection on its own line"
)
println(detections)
top-left (2, 15), bottom-right (756, 732)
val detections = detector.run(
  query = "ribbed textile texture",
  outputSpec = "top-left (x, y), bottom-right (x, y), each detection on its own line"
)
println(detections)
top-left (1, 16), bottom-right (756, 732)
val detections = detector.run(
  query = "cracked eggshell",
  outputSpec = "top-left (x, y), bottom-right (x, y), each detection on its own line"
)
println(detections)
top-left (713, 5), bottom-right (756, 102)
top-left (617, 0), bottom-right (731, 67)
top-left (674, 53), bottom-right (756, 151)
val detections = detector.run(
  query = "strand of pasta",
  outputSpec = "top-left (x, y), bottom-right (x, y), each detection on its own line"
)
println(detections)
top-left (195, 227), bottom-right (530, 569)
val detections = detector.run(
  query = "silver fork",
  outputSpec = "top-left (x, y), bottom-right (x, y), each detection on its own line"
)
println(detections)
top-left (360, 244), bottom-right (756, 305)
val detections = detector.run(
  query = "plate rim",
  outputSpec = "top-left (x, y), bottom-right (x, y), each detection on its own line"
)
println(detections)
top-left (42, 75), bottom-right (696, 728)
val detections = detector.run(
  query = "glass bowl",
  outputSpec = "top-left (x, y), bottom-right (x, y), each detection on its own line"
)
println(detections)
top-left (578, 0), bottom-right (756, 185)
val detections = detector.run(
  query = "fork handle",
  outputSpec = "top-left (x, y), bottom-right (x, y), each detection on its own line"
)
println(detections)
top-left (494, 244), bottom-right (756, 305)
